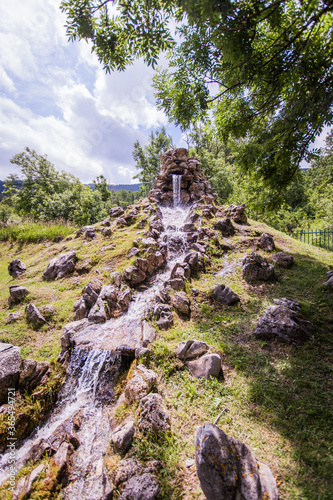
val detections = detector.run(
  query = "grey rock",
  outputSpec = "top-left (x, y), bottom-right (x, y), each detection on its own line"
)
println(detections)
top-left (259, 232), bottom-right (275, 252)
top-left (110, 271), bottom-right (121, 287)
top-left (101, 219), bottom-right (111, 227)
top-left (73, 297), bottom-right (88, 321)
top-left (110, 420), bottom-right (135, 453)
top-left (154, 304), bottom-right (173, 330)
top-left (324, 275), bottom-right (333, 289)
top-left (137, 393), bottom-right (171, 435)
top-left (177, 340), bottom-right (209, 360)
top-left (254, 302), bottom-right (316, 344)
top-left (326, 269), bottom-right (333, 279)
top-left (11, 463), bottom-right (45, 500)
top-left (109, 206), bottom-right (124, 218)
top-left (187, 354), bottom-right (222, 379)
top-left (128, 246), bottom-right (141, 258)
top-left (42, 251), bottom-right (77, 280)
top-left (8, 259), bottom-right (27, 278)
top-left (61, 319), bottom-right (89, 348)
top-left (212, 284), bottom-right (240, 305)
top-left (115, 458), bottom-right (143, 486)
top-left (124, 365), bottom-right (157, 404)
top-left (195, 423), bottom-right (279, 500)
top-left (25, 303), bottom-right (46, 327)
top-left (173, 292), bottom-right (191, 316)
top-left (272, 252), bottom-right (294, 267)
top-left (5, 312), bottom-right (22, 324)
top-left (84, 226), bottom-right (96, 239)
top-left (273, 297), bottom-right (300, 311)
top-left (118, 286), bottom-right (132, 311)
top-left (213, 218), bottom-right (235, 236)
top-left (19, 359), bottom-right (51, 392)
top-left (88, 297), bottom-right (108, 323)
top-left (124, 265), bottom-right (146, 286)
top-left (242, 252), bottom-right (275, 282)
top-left (142, 321), bottom-right (156, 344)
top-left (168, 278), bottom-right (185, 291)
top-left (0, 343), bottom-right (20, 404)
top-left (120, 473), bottom-right (161, 500)
top-left (9, 285), bottom-right (29, 305)
top-left (102, 227), bottom-right (112, 236)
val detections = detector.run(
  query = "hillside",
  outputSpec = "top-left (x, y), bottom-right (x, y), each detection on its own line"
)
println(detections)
top-left (0, 149), bottom-right (332, 500)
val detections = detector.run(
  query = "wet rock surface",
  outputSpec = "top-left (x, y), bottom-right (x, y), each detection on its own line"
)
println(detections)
top-left (110, 420), bottom-right (135, 453)
top-left (43, 251), bottom-right (77, 280)
top-left (254, 298), bottom-right (316, 344)
top-left (242, 252), bottom-right (275, 282)
top-left (8, 258), bottom-right (27, 278)
top-left (195, 423), bottom-right (279, 500)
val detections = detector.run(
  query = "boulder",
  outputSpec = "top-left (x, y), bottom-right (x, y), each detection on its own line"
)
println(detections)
top-left (128, 246), bottom-right (141, 258)
top-left (142, 321), bottom-right (156, 344)
top-left (177, 340), bottom-right (209, 360)
top-left (168, 278), bottom-right (185, 291)
top-left (19, 359), bottom-right (51, 392)
top-left (187, 354), bottom-right (222, 379)
top-left (211, 284), bottom-right (240, 305)
top-left (25, 303), bottom-right (46, 328)
top-left (110, 420), bottom-right (135, 453)
top-left (9, 285), bottom-right (29, 305)
top-left (124, 266), bottom-right (147, 287)
top-left (73, 297), bottom-right (88, 321)
top-left (109, 206), bottom-right (124, 218)
top-left (137, 393), bottom-right (171, 435)
top-left (5, 312), bottom-right (22, 324)
top-left (272, 252), bottom-right (294, 267)
top-left (61, 319), bottom-right (89, 348)
top-left (242, 252), bottom-right (275, 282)
top-left (173, 292), bottom-right (191, 317)
top-left (118, 286), bottom-right (132, 311)
top-left (84, 226), bottom-right (96, 239)
top-left (42, 251), bottom-right (77, 280)
top-left (153, 303), bottom-right (173, 330)
top-left (259, 233), bottom-right (275, 252)
top-left (0, 343), bottom-right (20, 404)
top-left (324, 275), bottom-right (333, 290)
top-left (124, 365), bottom-right (157, 404)
top-left (195, 423), bottom-right (279, 500)
top-left (213, 218), bottom-right (235, 237)
top-left (8, 259), bottom-right (27, 278)
top-left (254, 300), bottom-right (316, 344)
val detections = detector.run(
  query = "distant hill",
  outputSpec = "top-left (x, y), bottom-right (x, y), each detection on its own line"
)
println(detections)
top-left (0, 181), bottom-right (141, 196)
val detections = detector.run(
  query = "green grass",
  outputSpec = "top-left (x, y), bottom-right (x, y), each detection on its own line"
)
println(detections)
top-left (0, 220), bottom-right (77, 243)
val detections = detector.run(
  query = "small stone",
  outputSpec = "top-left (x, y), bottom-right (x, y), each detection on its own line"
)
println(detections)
top-left (110, 420), bottom-right (135, 453)
top-left (43, 251), bottom-right (77, 280)
top-left (272, 251), bottom-right (294, 267)
top-left (8, 259), bottom-right (27, 278)
top-left (187, 354), bottom-right (222, 379)
top-left (259, 233), bottom-right (275, 252)
top-left (177, 340), bottom-right (209, 360)
top-left (9, 285), bottom-right (29, 305)
top-left (211, 284), bottom-right (240, 305)
top-left (25, 303), bottom-right (46, 328)
top-left (173, 292), bottom-right (191, 316)
top-left (6, 312), bottom-right (22, 324)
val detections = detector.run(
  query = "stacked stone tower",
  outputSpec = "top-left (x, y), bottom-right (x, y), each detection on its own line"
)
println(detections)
top-left (148, 148), bottom-right (216, 205)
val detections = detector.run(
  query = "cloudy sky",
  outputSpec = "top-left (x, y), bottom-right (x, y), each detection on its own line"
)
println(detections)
top-left (0, 0), bottom-right (182, 185)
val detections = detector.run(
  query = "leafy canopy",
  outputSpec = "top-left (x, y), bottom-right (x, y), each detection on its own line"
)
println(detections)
top-left (61, 0), bottom-right (333, 192)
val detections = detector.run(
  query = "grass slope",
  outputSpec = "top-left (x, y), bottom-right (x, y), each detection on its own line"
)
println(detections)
top-left (0, 213), bottom-right (332, 499)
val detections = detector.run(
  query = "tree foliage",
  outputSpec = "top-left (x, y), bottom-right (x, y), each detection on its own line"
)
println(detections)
top-left (61, 0), bottom-right (333, 193)
top-left (133, 126), bottom-right (172, 195)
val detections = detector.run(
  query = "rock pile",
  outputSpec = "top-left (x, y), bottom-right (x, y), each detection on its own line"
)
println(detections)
top-left (148, 148), bottom-right (216, 205)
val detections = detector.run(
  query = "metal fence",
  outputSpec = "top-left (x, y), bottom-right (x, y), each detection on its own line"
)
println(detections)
top-left (287, 229), bottom-right (333, 251)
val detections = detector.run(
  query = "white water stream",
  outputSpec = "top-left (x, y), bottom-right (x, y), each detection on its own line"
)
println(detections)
top-left (0, 177), bottom-right (191, 497)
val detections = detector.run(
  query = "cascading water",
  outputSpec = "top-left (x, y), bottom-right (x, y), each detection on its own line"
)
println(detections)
top-left (172, 174), bottom-right (182, 207)
top-left (0, 185), bottom-right (192, 497)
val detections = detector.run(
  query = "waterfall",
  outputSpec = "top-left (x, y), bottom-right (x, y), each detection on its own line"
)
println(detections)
top-left (172, 174), bottom-right (182, 206)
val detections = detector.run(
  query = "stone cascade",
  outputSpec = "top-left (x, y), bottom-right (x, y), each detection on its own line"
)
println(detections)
top-left (148, 148), bottom-right (216, 205)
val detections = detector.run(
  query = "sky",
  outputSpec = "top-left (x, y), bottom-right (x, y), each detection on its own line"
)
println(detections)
top-left (0, 0), bottom-right (182, 185)
top-left (0, 1), bottom-right (330, 185)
